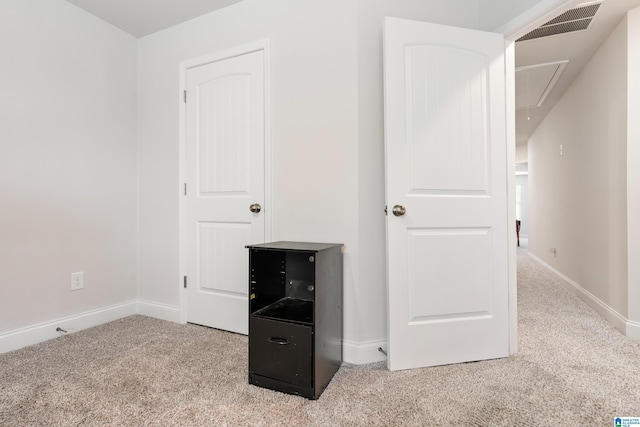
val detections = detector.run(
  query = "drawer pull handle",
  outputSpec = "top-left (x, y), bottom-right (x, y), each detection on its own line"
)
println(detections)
top-left (268, 336), bottom-right (290, 345)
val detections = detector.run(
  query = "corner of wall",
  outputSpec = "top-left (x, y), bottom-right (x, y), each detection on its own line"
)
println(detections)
top-left (0, 302), bottom-right (138, 355)
top-left (0, 300), bottom-right (184, 355)
top-left (137, 300), bottom-right (182, 323)
top-left (343, 339), bottom-right (388, 365)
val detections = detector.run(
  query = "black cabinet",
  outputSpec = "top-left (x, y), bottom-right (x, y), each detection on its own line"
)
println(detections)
top-left (246, 241), bottom-right (343, 399)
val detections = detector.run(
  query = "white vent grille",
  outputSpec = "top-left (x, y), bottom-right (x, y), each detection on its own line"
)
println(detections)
top-left (517, 2), bottom-right (601, 42)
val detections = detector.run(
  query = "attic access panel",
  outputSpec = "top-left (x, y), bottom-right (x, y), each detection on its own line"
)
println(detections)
top-left (515, 61), bottom-right (568, 110)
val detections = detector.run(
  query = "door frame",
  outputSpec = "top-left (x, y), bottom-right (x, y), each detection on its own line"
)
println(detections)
top-left (498, 0), bottom-right (579, 353)
top-left (178, 39), bottom-right (272, 324)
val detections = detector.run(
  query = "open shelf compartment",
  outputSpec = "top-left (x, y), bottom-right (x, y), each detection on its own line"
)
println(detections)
top-left (252, 297), bottom-right (313, 325)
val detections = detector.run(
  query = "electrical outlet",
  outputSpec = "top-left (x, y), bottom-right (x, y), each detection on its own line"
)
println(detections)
top-left (71, 272), bottom-right (84, 291)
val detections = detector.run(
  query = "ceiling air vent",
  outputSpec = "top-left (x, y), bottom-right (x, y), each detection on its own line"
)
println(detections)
top-left (517, 2), bottom-right (602, 42)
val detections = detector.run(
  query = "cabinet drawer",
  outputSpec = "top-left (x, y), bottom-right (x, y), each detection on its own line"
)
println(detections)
top-left (249, 317), bottom-right (312, 387)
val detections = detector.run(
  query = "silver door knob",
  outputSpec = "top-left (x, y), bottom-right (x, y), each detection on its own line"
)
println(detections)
top-left (249, 203), bottom-right (262, 213)
top-left (392, 205), bottom-right (406, 217)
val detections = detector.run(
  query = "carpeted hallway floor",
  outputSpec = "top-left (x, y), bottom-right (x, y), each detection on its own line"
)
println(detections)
top-left (1, 253), bottom-right (639, 426)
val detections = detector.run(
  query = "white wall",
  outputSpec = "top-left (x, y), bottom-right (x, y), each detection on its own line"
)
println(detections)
top-left (627, 7), bottom-right (640, 336)
top-left (528, 16), bottom-right (628, 318)
top-left (516, 145), bottom-right (528, 163)
top-left (137, 0), bottom-right (486, 362)
top-left (0, 1), bottom-right (138, 333)
top-left (137, 0), bottom-right (359, 327)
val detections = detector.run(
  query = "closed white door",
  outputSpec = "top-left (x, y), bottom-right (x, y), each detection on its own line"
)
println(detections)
top-left (384, 18), bottom-right (510, 370)
top-left (185, 49), bottom-right (266, 335)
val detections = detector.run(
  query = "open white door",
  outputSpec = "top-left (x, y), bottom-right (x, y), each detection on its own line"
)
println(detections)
top-left (384, 17), bottom-right (510, 371)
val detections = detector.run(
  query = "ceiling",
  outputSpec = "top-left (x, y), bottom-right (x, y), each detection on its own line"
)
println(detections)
top-left (65, 0), bottom-right (640, 147)
top-left (65, 0), bottom-right (244, 37)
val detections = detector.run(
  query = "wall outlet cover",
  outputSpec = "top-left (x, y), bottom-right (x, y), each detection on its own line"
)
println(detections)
top-left (71, 272), bottom-right (84, 291)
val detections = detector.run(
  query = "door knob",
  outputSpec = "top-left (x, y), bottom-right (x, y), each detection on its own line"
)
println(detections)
top-left (392, 205), bottom-right (406, 217)
top-left (249, 203), bottom-right (262, 213)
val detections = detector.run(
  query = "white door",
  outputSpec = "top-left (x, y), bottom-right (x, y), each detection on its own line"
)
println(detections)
top-left (384, 17), bottom-right (510, 370)
top-left (185, 49), bottom-right (266, 335)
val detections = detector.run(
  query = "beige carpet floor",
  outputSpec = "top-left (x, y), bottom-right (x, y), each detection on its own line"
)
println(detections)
top-left (1, 255), bottom-right (640, 426)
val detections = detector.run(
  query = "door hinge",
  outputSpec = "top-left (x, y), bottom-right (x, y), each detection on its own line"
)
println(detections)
top-left (183, 276), bottom-right (187, 288)
top-left (184, 183), bottom-right (187, 196)
top-left (183, 90), bottom-right (187, 103)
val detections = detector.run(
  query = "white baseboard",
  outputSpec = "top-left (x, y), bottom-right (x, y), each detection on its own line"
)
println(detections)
top-left (343, 339), bottom-right (387, 365)
top-left (0, 301), bottom-right (138, 354)
top-left (627, 320), bottom-right (640, 340)
top-left (137, 300), bottom-right (181, 323)
top-left (528, 253), bottom-right (628, 335)
top-left (1, 300), bottom-right (390, 364)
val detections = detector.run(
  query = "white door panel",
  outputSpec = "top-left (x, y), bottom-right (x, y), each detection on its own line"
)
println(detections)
top-left (384, 18), bottom-right (509, 371)
top-left (405, 44), bottom-right (489, 194)
top-left (186, 50), bottom-right (266, 335)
